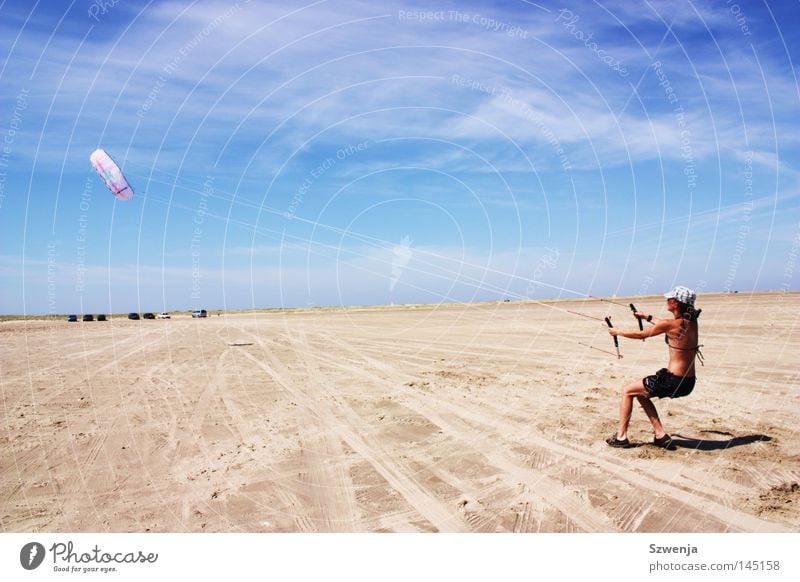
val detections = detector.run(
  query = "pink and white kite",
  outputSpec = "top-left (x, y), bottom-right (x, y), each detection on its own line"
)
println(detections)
top-left (89, 148), bottom-right (133, 201)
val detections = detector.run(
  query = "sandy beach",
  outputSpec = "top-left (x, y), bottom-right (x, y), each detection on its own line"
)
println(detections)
top-left (1, 292), bottom-right (798, 533)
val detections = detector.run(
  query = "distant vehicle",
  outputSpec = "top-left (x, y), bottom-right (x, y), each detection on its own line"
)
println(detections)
top-left (143, 312), bottom-right (155, 319)
top-left (191, 309), bottom-right (208, 318)
top-left (156, 312), bottom-right (170, 319)
top-left (128, 313), bottom-right (140, 320)
top-left (67, 314), bottom-right (77, 322)
top-left (97, 314), bottom-right (107, 321)
top-left (82, 314), bottom-right (94, 322)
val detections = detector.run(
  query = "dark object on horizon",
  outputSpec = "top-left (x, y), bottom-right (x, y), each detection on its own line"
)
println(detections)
top-left (82, 314), bottom-right (94, 322)
top-left (128, 313), bottom-right (140, 320)
top-left (143, 312), bottom-right (155, 319)
top-left (67, 314), bottom-right (78, 322)
top-left (97, 314), bottom-right (107, 321)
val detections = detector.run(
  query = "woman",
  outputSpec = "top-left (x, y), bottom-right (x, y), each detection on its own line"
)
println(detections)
top-left (605, 286), bottom-right (702, 449)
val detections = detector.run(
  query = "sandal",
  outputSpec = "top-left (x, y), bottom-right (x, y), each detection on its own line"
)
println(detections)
top-left (605, 436), bottom-right (632, 448)
top-left (653, 434), bottom-right (675, 450)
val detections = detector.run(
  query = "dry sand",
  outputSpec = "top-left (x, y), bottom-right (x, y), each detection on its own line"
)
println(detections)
top-left (1, 293), bottom-right (798, 533)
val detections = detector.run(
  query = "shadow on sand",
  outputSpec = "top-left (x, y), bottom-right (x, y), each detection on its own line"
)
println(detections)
top-left (671, 432), bottom-right (771, 451)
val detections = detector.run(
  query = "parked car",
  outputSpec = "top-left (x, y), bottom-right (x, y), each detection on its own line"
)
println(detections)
top-left (67, 314), bottom-right (78, 322)
top-left (156, 312), bottom-right (170, 319)
top-left (191, 309), bottom-right (208, 318)
top-left (82, 314), bottom-right (94, 322)
top-left (128, 313), bottom-right (140, 320)
top-left (97, 314), bottom-right (107, 321)
top-left (143, 312), bottom-right (155, 319)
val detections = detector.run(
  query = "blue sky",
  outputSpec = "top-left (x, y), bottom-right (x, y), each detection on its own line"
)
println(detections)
top-left (1, 0), bottom-right (798, 314)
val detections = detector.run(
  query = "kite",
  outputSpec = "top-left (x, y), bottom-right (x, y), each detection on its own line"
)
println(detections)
top-left (89, 149), bottom-right (133, 201)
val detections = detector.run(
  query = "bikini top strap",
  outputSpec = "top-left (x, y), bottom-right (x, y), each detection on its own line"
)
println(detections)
top-left (665, 339), bottom-right (705, 366)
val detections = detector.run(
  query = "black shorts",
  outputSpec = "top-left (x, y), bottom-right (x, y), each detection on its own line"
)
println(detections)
top-left (643, 368), bottom-right (695, 399)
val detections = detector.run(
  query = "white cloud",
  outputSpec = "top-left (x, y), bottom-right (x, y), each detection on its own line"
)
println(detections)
top-left (2, 0), bottom-right (794, 176)
top-left (2, 0), bottom-right (798, 312)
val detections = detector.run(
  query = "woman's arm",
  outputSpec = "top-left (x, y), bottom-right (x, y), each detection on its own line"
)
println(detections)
top-left (610, 319), bottom-right (670, 341)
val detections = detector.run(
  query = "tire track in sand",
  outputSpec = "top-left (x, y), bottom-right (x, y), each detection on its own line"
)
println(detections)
top-left (235, 328), bottom-right (468, 532)
top-left (415, 393), bottom-right (791, 532)
top-left (308, 330), bottom-right (790, 533)
top-left (230, 328), bottom-right (359, 532)
top-left (307, 329), bottom-right (617, 532)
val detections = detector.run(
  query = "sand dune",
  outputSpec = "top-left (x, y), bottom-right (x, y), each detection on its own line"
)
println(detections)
top-left (1, 293), bottom-right (798, 532)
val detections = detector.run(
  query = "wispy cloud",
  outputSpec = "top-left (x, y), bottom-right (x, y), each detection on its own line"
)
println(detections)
top-left (3, 0), bottom-right (794, 173)
top-left (2, 0), bottom-right (797, 312)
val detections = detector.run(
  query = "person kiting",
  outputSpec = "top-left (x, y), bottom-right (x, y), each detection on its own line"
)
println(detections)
top-left (605, 286), bottom-right (702, 449)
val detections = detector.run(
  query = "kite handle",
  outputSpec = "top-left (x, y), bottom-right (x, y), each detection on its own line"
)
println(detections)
top-left (605, 317), bottom-right (622, 359)
top-left (630, 303), bottom-right (645, 340)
